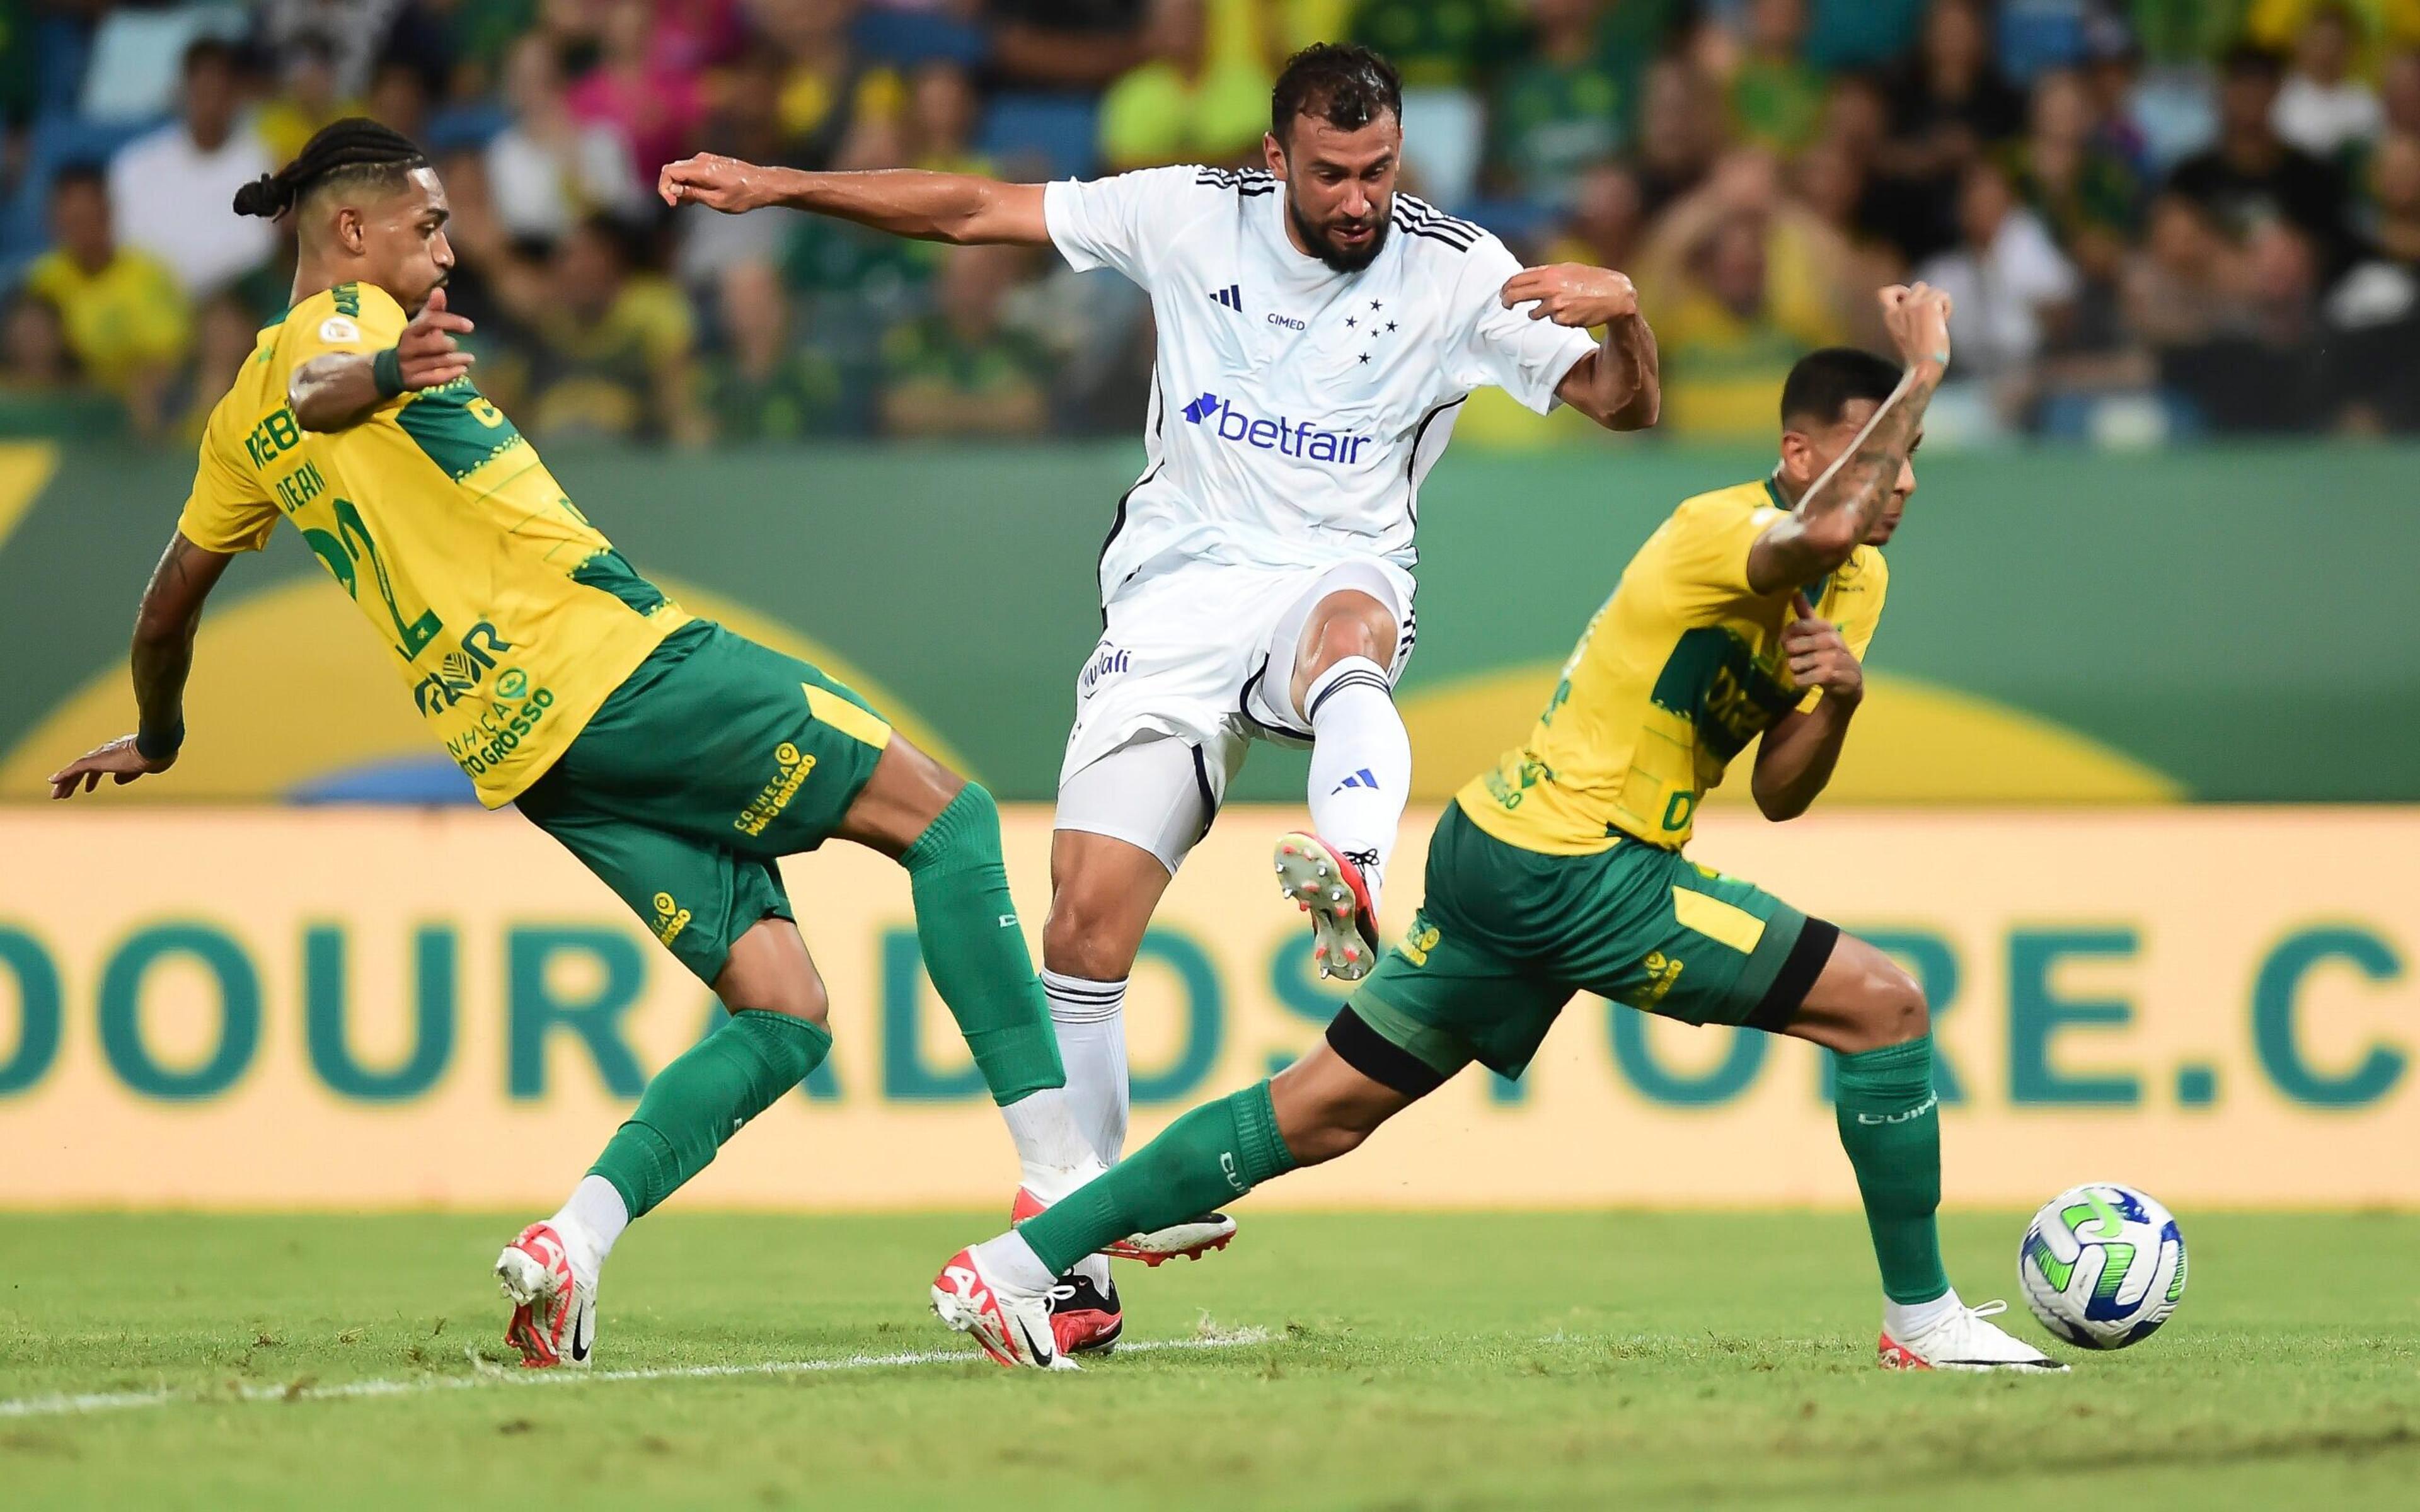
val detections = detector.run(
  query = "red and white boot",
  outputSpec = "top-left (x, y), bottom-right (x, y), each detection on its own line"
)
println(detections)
top-left (495, 1222), bottom-right (597, 1369)
top-left (931, 1246), bottom-right (1071, 1370)
top-left (1275, 831), bottom-right (1381, 982)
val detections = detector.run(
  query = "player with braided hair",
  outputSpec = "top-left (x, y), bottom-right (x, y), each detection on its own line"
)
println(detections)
top-left (49, 120), bottom-right (1105, 1371)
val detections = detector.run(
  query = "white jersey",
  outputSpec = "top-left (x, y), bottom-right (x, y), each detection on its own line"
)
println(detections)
top-left (1044, 165), bottom-right (1598, 598)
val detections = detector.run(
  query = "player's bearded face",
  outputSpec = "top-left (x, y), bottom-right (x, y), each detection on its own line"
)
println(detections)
top-left (1272, 115), bottom-right (1400, 273)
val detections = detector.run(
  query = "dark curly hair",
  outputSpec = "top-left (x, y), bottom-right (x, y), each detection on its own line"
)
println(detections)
top-left (1270, 43), bottom-right (1403, 145)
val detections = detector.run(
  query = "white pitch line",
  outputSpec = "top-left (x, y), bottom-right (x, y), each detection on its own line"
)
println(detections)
top-left (0, 1328), bottom-right (1271, 1422)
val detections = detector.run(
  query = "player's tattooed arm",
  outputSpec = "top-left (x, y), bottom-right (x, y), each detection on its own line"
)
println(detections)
top-left (1747, 285), bottom-right (1950, 595)
top-left (47, 533), bottom-right (234, 798)
top-left (1751, 594), bottom-right (1864, 820)
top-left (290, 290), bottom-right (475, 432)
top-left (657, 155), bottom-right (1052, 246)
top-left (1506, 265), bottom-right (1662, 430)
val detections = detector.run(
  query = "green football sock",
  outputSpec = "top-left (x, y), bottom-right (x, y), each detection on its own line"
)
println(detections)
top-left (901, 782), bottom-right (1065, 1106)
top-left (1020, 1080), bottom-right (1297, 1274)
top-left (1831, 1033), bottom-right (1950, 1305)
top-left (591, 1009), bottom-right (831, 1219)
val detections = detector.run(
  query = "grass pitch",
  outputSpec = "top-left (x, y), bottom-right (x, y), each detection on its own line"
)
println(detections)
top-left (2, 1211), bottom-right (2413, 1510)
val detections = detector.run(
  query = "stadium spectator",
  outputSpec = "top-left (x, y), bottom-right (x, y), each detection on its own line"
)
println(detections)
top-left (24, 165), bottom-right (192, 439)
top-left (1098, 0), bottom-right (1272, 171)
top-left (1485, 0), bottom-right (1627, 209)
top-left (2012, 67), bottom-right (2146, 263)
top-left (2273, 3), bottom-right (2383, 161)
top-left (1876, 0), bottom-right (2027, 263)
top-left (988, 0), bottom-right (1157, 89)
top-left (2385, 46), bottom-right (2420, 136)
top-left (567, 0), bottom-right (709, 178)
top-left (704, 257), bottom-right (853, 439)
top-left (108, 38), bottom-right (275, 301)
top-left (2167, 43), bottom-right (2353, 276)
top-left (366, 55), bottom-right (435, 146)
top-left (892, 60), bottom-right (997, 174)
top-left (256, 0), bottom-right (422, 96)
top-left (1916, 159), bottom-right (2078, 423)
top-left (749, 0), bottom-right (893, 170)
top-left (1634, 56), bottom-right (1727, 215)
top-left (1724, 0), bottom-right (1828, 154)
top-left (487, 32), bottom-right (643, 246)
top-left (2324, 129), bottom-right (2420, 426)
top-left (257, 33), bottom-right (355, 169)
top-left (1634, 151), bottom-right (1848, 438)
top-left (504, 214), bottom-right (708, 443)
top-left (1547, 161), bottom-right (1646, 274)
top-left (0, 293), bottom-right (124, 437)
top-left (878, 243), bottom-right (1054, 437)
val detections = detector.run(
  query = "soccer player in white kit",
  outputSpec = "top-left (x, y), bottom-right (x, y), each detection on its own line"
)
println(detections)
top-left (662, 44), bottom-right (1659, 1353)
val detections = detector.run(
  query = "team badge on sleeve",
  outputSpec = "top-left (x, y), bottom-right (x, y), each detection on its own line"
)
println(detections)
top-left (320, 315), bottom-right (361, 343)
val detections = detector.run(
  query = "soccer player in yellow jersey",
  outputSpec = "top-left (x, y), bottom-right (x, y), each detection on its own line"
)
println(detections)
top-left (46, 120), bottom-right (1105, 1371)
top-left (934, 285), bottom-right (2068, 1373)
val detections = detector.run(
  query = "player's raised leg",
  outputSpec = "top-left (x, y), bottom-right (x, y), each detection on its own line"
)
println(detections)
top-left (1272, 573), bottom-right (1413, 981)
top-left (1784, 934), bottom-right (2065, 1373)
top-left (936, 1033), bottom-right (1418, 1368)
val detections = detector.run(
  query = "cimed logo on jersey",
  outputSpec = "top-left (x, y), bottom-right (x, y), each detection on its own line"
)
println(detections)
top-left (1180, 392), bottom-right (1373, 464)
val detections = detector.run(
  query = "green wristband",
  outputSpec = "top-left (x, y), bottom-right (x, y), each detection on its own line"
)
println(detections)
top-left (371, 346), bottom-right (406, 399)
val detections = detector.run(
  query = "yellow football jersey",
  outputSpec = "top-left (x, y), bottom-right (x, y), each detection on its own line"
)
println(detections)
top-left (1458, 478), bottom-right (1886, 855)
top-left (178, 282), bottom-right (691, 806)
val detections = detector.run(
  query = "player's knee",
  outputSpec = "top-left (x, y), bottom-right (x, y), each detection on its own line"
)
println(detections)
top-left (1849, 958), bottom-right (1928, 1051)
top-left (1303, 596), bottom-right (1396, 679)
top-left (717, 970), bottom-right (829, 1027)
top-left (1041, 887), bottom-right (1143, 980)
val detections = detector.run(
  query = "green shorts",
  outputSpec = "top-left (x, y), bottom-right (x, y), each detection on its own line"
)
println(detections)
top-left (1337, 803), bottom-right (1838, 1092)
top-left (515, 620), bottom-right (894, 983)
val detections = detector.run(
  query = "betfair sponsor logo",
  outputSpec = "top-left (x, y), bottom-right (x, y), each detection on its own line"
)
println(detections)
top-left (734, 740), bottom-right (817, 837)
top-left (651, 891), bottom-right (693, 947)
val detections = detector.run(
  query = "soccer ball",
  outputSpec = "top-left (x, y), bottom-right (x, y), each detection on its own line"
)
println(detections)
top-left (2019, 1183), bottom-right (2186, 1349)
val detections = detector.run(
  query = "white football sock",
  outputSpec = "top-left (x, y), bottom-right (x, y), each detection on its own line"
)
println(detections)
top-left (1044, 969), bottom-right (1129, 1164)
top-left (1884, 1286), bottom-right (1964, 1341)
top-left (972, 1229), bottom-right (1059, 1297)
top-left (1071, 1251), bottom-right (1113, 1295)
top-left (1000, 1085), bottom-right (1105, 1195)
top-left (1303, 655), bottom-right (1410, 914)
top-left (548, 1174), bottom-right (628, 1285)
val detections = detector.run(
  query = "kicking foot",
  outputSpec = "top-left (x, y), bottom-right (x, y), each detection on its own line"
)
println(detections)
top-left (1011, 1186), bottom-right (1238, 1266)
top-left (931, 1247), bottom-right (1072, 1370)
top-left (1275, 831), bottom-right (1380, 982)
top-left (495, 1222), bottom-right (596, 1369)
top-left (1879, 1299), bottom-right (2068, 1373)
top-left (1051, 1269), bottom-right (1124, 1356)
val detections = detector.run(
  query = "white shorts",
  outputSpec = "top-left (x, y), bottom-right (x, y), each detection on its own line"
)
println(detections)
top-left (1054, 555), bottom-right (1417, 873)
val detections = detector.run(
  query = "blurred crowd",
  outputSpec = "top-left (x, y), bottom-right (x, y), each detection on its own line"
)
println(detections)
top-left (2, 0), bottom-right (2417, 448)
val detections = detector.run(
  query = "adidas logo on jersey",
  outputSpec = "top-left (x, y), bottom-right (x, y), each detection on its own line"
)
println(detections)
top-left (1209, 284), bottom-right (1243, 312)
top-left (1180, 392), bottom-right (1374, 464)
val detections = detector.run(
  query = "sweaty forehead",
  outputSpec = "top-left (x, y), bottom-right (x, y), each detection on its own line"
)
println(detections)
top-left (1286, 113), bottom-right (1402, 169)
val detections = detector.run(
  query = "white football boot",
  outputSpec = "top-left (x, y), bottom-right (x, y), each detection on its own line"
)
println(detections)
top-left (496, 1221), bottom-right (597, 1369)
top-left (1878, 1299), bottom-right (2067, 1373)
top-left (931, 1246), bottom-right (1073, 1370)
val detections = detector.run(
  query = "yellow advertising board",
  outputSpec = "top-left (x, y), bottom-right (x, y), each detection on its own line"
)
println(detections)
top-left (0, 806), bottom-right (2410, 1209)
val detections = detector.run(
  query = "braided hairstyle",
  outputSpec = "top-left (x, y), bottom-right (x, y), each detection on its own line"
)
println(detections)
top-left (232, 117), bottom-right (429, 220)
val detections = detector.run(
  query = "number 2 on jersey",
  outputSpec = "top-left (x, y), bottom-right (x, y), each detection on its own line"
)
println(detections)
top-left (301, 497), bottom-right (444, 660)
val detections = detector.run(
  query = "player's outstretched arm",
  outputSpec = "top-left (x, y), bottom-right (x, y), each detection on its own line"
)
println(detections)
top-left (289, 288), bottom-right (476, 432)
top-left (47, 533), bottom-right (234, 798)
top-left (1501, 264), bottom-right (1661, 430)
top-left (658, 155), bottom-right (1051, 246)
top-left (1747, 285), bottom-right (1949, 595)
